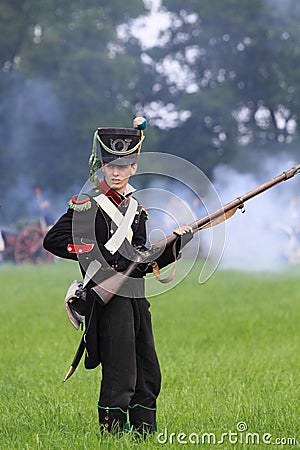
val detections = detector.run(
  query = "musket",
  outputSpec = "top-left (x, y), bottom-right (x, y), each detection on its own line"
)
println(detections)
top-left (65, 164), bottom-right (300, 381)
top-left (91, 164), bottom-right (300, 305)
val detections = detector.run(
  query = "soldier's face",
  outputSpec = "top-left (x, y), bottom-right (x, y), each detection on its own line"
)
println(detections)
top-left (102, 162), bottom-right (137, 193)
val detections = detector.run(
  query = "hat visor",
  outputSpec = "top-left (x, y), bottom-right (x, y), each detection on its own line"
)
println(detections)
top-left (102, 155), bottom-right (138, 166)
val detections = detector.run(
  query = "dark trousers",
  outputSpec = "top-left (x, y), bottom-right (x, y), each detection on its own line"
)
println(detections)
top-left (97, 295), bottom-right (161, 433)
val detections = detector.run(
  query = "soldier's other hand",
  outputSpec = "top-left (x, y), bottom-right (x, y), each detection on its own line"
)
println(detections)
top-left (173, 224), bottom-right (193, 236)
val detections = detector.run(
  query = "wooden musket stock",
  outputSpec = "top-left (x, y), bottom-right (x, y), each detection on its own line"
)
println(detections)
top-left (66, 164), bottom-right (300, 381)
top-left (91, 164), bottom-right (300, 305)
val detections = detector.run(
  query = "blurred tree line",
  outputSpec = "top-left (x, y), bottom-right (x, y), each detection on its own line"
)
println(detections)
top-left (0, 0), bottom-right (300, 221)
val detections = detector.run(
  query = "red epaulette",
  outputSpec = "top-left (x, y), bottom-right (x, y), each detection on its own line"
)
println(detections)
top-left (68, 194), bottom-right (92, 211)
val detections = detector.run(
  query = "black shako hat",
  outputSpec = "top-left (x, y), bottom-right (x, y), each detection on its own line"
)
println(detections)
top-left (89, 117), bottom-right (146, 183)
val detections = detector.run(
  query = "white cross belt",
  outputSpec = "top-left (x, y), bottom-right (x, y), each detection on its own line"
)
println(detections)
top-left (93, 193), bottom-right (138, 255)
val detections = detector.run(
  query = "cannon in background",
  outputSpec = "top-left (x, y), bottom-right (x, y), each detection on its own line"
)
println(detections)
top-left (0, 223), bottom-right (53, 264)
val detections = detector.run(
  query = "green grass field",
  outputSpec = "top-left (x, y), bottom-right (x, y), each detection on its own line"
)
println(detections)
top-left (0, 260), bottom-right (299, 449)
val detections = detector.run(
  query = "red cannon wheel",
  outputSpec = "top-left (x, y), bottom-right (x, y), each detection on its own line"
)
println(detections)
top-left (14, 225), bottom-right (52, 264)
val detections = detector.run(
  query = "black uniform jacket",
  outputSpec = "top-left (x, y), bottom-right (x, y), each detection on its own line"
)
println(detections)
top-left (43, 183), bottom-right (182, 369)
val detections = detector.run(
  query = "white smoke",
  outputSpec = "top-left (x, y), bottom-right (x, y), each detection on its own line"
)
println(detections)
top-left (0, 75), bottom-right (72, 226)
top-left (211, 154), bottom-right (300, 271)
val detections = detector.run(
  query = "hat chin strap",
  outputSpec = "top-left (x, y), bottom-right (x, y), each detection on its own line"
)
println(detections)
top-left (97, 132), bottom-right (144, 156)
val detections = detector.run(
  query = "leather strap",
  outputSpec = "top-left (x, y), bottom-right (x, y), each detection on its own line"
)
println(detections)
top-left (149, 240), bottom-right (178, 284)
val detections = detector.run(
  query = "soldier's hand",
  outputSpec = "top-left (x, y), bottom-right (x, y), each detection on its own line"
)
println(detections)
top-left (173, 224), bottom-right (193, 236)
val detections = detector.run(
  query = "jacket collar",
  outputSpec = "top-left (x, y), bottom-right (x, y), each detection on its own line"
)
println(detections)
top-left (98, 179), bottom-right (135, 205)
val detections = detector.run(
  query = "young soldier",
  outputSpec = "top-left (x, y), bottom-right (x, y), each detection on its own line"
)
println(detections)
top-left (43, 118), bottom-right (192, 436)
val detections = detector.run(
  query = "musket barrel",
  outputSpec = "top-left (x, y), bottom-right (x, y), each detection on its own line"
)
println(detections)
top-left (65, 164), bottom-right (300, 381)
top-left (191, 165), bottom-right (300, 232)
top-left (236, 164), bottom-right (300, 204)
